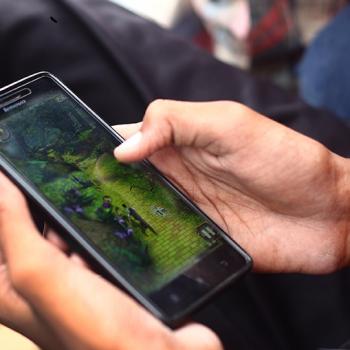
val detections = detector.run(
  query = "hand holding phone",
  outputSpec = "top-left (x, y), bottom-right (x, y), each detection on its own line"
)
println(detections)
top-left (0, 73), bottom-right (251, 327)
top-left (0, 172), bottom-right (222, 350)
top-left (114, 99), bottom-right (350, 275)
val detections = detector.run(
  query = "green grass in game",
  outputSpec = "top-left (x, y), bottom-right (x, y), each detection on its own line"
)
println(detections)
top-left (41, 151), bottom-right (209, 291)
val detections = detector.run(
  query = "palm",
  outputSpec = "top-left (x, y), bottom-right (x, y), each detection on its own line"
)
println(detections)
top-left (120, 105), bottom-right (349, 274)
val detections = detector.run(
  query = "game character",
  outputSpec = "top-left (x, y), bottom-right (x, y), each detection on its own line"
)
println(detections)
top-left (96, 195), bottom-right (114, 222)
top-left (72, 174), bottom-right (93, 188)
top-left (115, 216), bottom-right (127, 229)
top-left (102, 196), bottom-right (112, 209)
top-left (65, 188), bottom-right (81, 204)
top-left (122, 204), bottom-right (157, 235)
top-left (113, 227), bottom-right (133, 240)
top-left (63, 188), bottom-right (86, 217)
top-left (63, 204), bottom-right (85, 217)
top-left (153, 207), bottom-right (167, 217)
top-left (114, 207), bottom-right (131, 225)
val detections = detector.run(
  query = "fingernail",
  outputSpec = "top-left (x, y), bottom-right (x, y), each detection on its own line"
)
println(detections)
top-left (114, 131), bottom-right (143, 158)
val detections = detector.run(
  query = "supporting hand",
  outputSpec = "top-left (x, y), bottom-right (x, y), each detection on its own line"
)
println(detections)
top-left (0, 173), bottom-right (221, 350)
top-left (115, 100), bottom-right (350, 274)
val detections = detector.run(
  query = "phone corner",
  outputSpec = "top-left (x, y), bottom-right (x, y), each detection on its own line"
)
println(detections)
top-left (244, 254), bottom-right (254, 273)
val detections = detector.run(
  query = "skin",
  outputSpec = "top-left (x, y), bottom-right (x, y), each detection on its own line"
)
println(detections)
top-left (0, 174), bottom-right (220, 350)
top-left (114, 100), bottom-right (350, 274)
top-left (0, 100), bottom-right (349, 349)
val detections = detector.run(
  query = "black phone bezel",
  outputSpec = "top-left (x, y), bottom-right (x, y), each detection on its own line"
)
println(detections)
top-left (0, 72), bottom-right (252, 328)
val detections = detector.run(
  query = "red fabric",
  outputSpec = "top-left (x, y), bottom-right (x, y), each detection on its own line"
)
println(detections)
top-left (248, 0), bottom-right (293, 56)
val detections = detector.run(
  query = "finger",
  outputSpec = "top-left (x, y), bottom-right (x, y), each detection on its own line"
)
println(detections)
top-left (114, 99), bottom-right (240, 163)
top-left (174, 323), bottom-right (223, 350)
top-left (0, 173), bottom-right (218, 350)
top-left (69, 253), bottom-right (89, 269)
top-left (0, 174), bottom-right (69, 349)
top-left (112, 123), bottom-right (142, 140)
top-left (0, 172), bottom-right (77, 296)
top-left (46, 229), bottom-right (70, 253)
top-left (0, 173), bottom-right (173, 350)
top-left (0, 172), bottom-right (51, 267)
top-left (0, 175), bottom-right (158, 342)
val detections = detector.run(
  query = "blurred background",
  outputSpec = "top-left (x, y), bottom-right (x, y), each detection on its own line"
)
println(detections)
top-left (109, 0), bottom-right (336, 90)
top-left (109, 0), bottom-right (185, 27)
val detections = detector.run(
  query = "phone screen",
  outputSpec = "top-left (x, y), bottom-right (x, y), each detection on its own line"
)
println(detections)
top-left (0, 75), bottom-right (249, 320)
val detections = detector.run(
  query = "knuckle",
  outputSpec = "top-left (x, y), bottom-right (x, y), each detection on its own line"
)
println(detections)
top-left (145, 99), bottom-right (171, 123)
top-left (225, 100), bottom-right (252, 118)
top-left (140, 327), bottom-right (175, 350)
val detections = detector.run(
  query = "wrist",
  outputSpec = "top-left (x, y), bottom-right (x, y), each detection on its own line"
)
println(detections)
top-left (332, 154), bottom-right (350, 266)
top-left (333, 155), bottom-right (350, 209)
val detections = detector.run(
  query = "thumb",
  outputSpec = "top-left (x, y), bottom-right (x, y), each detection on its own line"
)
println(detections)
top-left (114, 99), bottom-right (227, 163)
top-left (174, 323), bottom-right (223, 350)
top-left (112, 122), bottom-right (143, 140)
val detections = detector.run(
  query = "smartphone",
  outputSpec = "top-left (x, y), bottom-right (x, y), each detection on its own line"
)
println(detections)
top-left (0, 72), bottom-right (252, 327)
